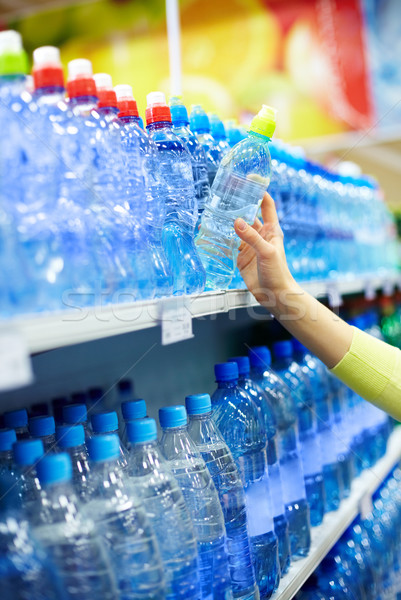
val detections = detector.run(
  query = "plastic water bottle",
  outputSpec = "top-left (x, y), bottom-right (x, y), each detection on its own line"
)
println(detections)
top-left (121, 398), bottom-right (147, 448)
top-left (29, 416), bottom-right (56, 452)
top-left (31, 453), bottom-right (119, 599)
top-left (13, 439), bottom-right (44, 511)
top-left (225, 120), bottom-right (247, 147)
top-left (248, 346), bottom-right (311, 559)
top-left (170, 97), bottom-right (211, 218)
top-left (209, 114), bottom-right (231, 156)
top-left (158, 405), bottom-right (232, 600)
top-left (56, 424), bottom-right (90, 498)
top-left (145, 91), bottom-right (206, 296)
top-left (229, 356), bottom-right (291, 576)
top-left (127, 418), bottom-right (201, 600)
top-left (195, 105), bottom-right (276, 290)
top-left (316, 554), bottom-right (358, 600)
top-left (185, 393), bottom-right (259, 600)
top-left (84, 434), bottom-right (166, 600)
top-left (189, 105), bottom-right (223, 187)
top-left (90, 411), bottom-right (128, 468)
top-left (63, 403), bottom-right (91, 437)
top-left (3, 408), bottom-right (29, 439)
top-left (272, 341), bottom-right (325, 527)
top-left (115, 84), bottom-right (173, 298)
top-left (0, 428), bottom-right (17, 475)
top-left (211, 362), bottom-right (280, 598)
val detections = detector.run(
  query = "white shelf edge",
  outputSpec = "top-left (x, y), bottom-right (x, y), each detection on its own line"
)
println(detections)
top-left (273, 426), bottom-right (401, 600)
top-left (1, 273), bottom-right (399, 354)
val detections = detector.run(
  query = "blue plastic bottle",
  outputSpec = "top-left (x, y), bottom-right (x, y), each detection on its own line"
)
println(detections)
top-left (127, 418), bottom-right (201, 600)
top-left (90, 411), bottom-right (127, 468)
top-left (209, 114), bottom-right (231, 156)
top-left (158, 405), bottom-right (232, 600)
top-left (248, 346), bottom-right (311, 559)
top-left (272, 341), bottom-right (325, 527)
top-left (56, 424), bottom-right (90, 499)
top-left (115, 84), bottom-right (174, 298)
top-left (31, 453), bottom-right (119, 600)
top-left (145, 91), bottom-right (206, 296)
top-left (13, 438), bottom-right (44, 511)
top-left (84, 434), bottom-right (166, 600)
top-left (185, 393), bottom-right (259, 600)
top-left (0, 428), bottom-right (17, 476)
top-left (3, 408), bottom-right (29, 439)
top-left (211, 362), bottom-right (280, 598)
top-left (225, 120), bottom-right (247, 147)
top-left (170, 97), bottom-right (211, 218)
top-left (29, 416), bottom-right (56, 452)
top-left (189, 105), bottom-right (223, 187)
top-left (229, 356), bottom-right (291, 575)
top-left (195, 105), bottom-right (276, 290)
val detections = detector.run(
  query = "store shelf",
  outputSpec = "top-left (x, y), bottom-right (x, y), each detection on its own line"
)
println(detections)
top-left (273, 426), bottom-right (401, 600)
top-left (1, 273), bottom-right (400, 355)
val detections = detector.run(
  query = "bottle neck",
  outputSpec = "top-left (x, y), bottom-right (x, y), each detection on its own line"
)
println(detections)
top-left (249, 130), bottom-right (271, 142)
top-left (34, 86), bottom-right (65, 104)
top-left (147, 120), bottom-right (172, 132)
top-left (216, 380), bottom-right (237, 389)
top-left (188, 412), bottom-right (212, 422)
top-left (69, 95), bottom-right (98, 112)
top-left (97, 105), bottom-right (119, 116)
top-left (119, 114), bottom-right (141, 125)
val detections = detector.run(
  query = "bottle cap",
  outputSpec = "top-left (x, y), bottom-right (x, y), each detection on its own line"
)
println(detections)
top-left (185, 394), bottom-right (211, 415)
top-left (13, 439), bottom-right (44, 466)
top-left (145, 91), bottom-right (171, 125)
top-left (169, 96), bottom-right (189, 126)
top-left (209, 114), bottom-right (227, 140)
top-left (272, 340), bottom-right (293, 359)
top-left (0, 30), bottom-right (29, 76)
top-left (93, 72), bottom-right (117, 108)
top-left (29, 416), bottom-right (55, 438)
top-left (0, 428), bottom-right (17, 451)
top-left (121, 399), bottom-right (147, 421)
top-left (159, 405), bottom-right (187, 429)
top-left (189, 104), bottom-right (210, 133)
top-left (87, 434), bottom-right (120, 462)
top-left (229, 356), bottom-right (250, 377)
top-left (214, 362), bottom-right (239, 382)
top-left (118, 379), bottom-right (133, 395)
top-left (249, 105), bottom-right (277, 138)
top-left (37, 453), bottom-right (72, 486)
top-left (249, 346), bottom-right (272, 369)
top-left (127, 418), bottom-right (157, 443)
top-left (88, 387), bottom-right (104, 402)
top-left (91, 411), bottom-right (118, 433)
top-left (63, 403), bottom-right (88, 425)
top-left (115, 84), bottom-right (139, 118)
top-left (67, 58), bottom-right (97, 99)
top-left (32, 45), bottom-right (64, 90)
top-left (56, 424), bottom-right (85, 449)
top-left (3, 408), bottom-right (28, 429)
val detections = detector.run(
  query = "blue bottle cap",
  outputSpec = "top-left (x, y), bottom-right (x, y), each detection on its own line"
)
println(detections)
top-left (13, 439), bottom-right (44, 466)
top-left (209, 114), bottom-right (226, 140)
top-left (229, 356), bottom-right (250, 377)
top-left (121, 399), bottom-right (147, 421)
top-left (273, 340), bottom-right (293, 359)
top-left (185, 394), bottom-right (212, 415)
top-left (170, 102), bottom-right (189, 126)
top-left (127, 418), bottom-right (157, 443)
top-left (248, 346), bottom-right (272, 369)
top-left (118, 380), bottom-right (133, 395)
top-left (292, 338), bottom-right (307, 356)
top-left (63, 403), bottom-right (87, 425)
top-left (0, 428), bottom-right (17, 451)
top-left (159, 405), bottom-right (187, 429)
top-left (3, 408), bottom-right (28, 429)
top-left (88, 387), bottom-right (104, 402)
top-left (71, 391), bottom-right (88, 404)
top-left (214, 362), bottom-right (239, 382)
top-left (56, 424), bottom-right (85, 449)
top-left (51, 397), bottom-right (69, 423)
top-left (189, 104), bottom-right (210, 133)
top-left (37, 453), bottom-right (72, 486)
top-left (87, 434), bottom-right (120, 462)
top-left (29, 415), bottom-right (55, 438)
top-left (91, 411), bottom-right (118, 433)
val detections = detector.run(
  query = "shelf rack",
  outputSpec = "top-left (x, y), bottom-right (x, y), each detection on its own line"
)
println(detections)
top-left (2, 272), bottom-right (400, 354)
top-left (274, 426), bottom-right (401, 600)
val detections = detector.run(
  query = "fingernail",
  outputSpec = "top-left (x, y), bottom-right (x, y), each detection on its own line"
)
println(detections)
top-left (236, 218), bottom-right (247, 231)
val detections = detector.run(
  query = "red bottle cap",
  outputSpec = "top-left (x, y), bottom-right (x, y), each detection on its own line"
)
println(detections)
top-left (32, 46), bottom-right (64, 90)
top-left (145, 91), bottom-right (171, 125)
top-left (66, 58), bottom-right (97, 99)
top-left (114, 84), bottom-right (139, 118)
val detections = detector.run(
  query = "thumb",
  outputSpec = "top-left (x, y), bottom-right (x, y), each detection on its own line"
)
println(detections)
top-left (234, 218), bottom-right (273, 258)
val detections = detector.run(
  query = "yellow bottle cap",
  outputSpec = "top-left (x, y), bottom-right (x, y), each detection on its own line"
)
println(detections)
top-left (249, 105), bottom-right (277, 138)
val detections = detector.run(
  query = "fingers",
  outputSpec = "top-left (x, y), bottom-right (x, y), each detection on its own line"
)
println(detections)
top-left (234, 218), bottom-right (273, 257)
top-left (261, 192), bottom-right (280, 231)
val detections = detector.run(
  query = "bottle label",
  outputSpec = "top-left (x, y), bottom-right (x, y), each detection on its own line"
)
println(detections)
top-left (244, 473), bottom-right (274, 536)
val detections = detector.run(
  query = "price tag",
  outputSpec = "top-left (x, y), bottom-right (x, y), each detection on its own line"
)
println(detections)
top-left (359, 491), bottom-right (373, 519)
top-left (364, 280), bottom-right (376, 301)
top-left (0, 330), bottom-right (33, 391)
top-left (161, 298), bottom-right (193, 346)
top-left (326, 282), bottom-right (342, 308)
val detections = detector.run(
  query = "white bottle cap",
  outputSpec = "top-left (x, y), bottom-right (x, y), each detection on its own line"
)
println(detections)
top-left (147, 91), bottom-right (166, 107)
top-left (33, 46), bottom-right (61, 68)
top-left (0, 30), bottom-right (23, 53)
top-left (93, 72), bottom-right (113, 91)
top-left (114, 84), bottom-right (134, 101)
top-left (68, 58), bottom-right (93, 81)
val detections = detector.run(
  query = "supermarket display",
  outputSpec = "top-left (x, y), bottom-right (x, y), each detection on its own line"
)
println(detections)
top-left (127, 418), bottom-right (201, 600)
top-left (185, 393), bottom-right (259, 600)
top-left (211, 361), bottom-right (280, 598)
top-left (189, 105), bottom-right (224, 187)
top-left (158, 404), bottom-right (233, 600)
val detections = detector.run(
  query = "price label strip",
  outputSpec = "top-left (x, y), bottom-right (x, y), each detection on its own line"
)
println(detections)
top-left (0, 330), bottom-right (33, 392)
top-left (161, 298), bottom-right (194, 346)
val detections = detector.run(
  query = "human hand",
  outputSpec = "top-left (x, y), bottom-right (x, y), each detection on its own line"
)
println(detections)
top-left (234, 192), bottom-right (298, 310)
